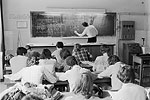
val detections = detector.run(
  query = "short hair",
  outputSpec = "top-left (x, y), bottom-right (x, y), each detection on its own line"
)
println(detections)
top-left (107, 55), bottom-right (120, 65)
top-left (99, 44), bottom-right (110, 55)
top-left (73, 43), bottom-right (82, 51)
top-left (56, 42), bottom-right (64, 48)
top-left (82, 22), bottom-right (88, 27)
top-left (60, 49), bottom-right (71, 60)
top-left (40, 49), bottom-right (51, 59)
top-left (117, 64), bottom-right (135, 83)
top-left (65, 56), bottom-right (78, 67)
top-left (17, 47), bottom-right (27, 55)
top-left (72, 71), bottom-right (93, 99)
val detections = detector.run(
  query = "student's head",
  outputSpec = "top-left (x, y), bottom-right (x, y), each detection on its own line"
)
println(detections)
top-left (28, 51), bottom-right (40, 65)
top-left (60, 48), bottom-right (71, 60)
top-left (56, 41), bottom-right (64, 49)
top-left (65, 56), bottom-right (78, 68)
top-left (99, 44), bottom-right (110, 55)
top-left (82, 22), bottom-right (89, 27)
top-left (17, 47), bottom-right (27, 56)
top-left (40, 49), bottom-right (51, 59)
top-left (117, 64), bottom-right (135, 83)
top-left (107, 55), bottom-right (120, 65)
top-left (73, 43), bottom-right (82, 51)
top-left (72, 71), bottom-right (93, 99)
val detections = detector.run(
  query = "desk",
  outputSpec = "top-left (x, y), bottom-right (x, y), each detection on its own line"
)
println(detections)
top-left (133, 54), bottom-right (150, 87)
top-left (43, 77), bottom-right (111, 92)
top-left (4, 76), bottom-right (111, 92)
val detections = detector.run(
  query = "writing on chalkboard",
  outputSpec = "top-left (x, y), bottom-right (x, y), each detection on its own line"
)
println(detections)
top-left (30, 10), bottom-right (116, 37)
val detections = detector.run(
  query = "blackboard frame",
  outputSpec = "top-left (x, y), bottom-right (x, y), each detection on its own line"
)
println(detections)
top-left (30, 9), bottom-right (116, 37)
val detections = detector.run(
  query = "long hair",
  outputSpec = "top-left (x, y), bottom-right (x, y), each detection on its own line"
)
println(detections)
top-left (72, 71), bottom-right (93, 99)
top-left (40, 49), bottom-right (52, 59)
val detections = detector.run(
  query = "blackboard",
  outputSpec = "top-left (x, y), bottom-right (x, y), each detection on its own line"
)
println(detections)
top-left (30, 9), bottom-right (116, 37)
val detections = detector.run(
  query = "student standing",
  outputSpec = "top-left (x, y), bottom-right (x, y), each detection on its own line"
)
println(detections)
top-left (74, 22), bottom-right (98, 43)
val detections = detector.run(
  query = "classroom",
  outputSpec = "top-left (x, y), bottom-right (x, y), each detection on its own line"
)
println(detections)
top-left (0, 0), bottom-right (150, 100)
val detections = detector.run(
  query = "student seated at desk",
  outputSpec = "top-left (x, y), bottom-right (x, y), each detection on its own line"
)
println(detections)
top-left (39, 49), bottom-right (56, 74)
top-left (57, 48), bottom-right (72, 72)
top-left (93, 45), bottom-right (110, 73)
top-left (58, 56), bottom-right (96, 92)
top-left (108, 64), bottom-right (147, 100)
top-left (8, 51), bottom-right (58, 85)
top-left (52, 42), bottom-right (64, 66)
top-left (10, 47), bottom-right (28, 74)
top-left (64, 71), bottom-right (110, 100)
top-left (98, 55), bottom-right (123, 90)
top-left (72, 43), bottom-right (92, 64)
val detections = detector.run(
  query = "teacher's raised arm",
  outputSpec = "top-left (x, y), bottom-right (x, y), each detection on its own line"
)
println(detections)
top-left (74, 22), bottom-right (98, 43)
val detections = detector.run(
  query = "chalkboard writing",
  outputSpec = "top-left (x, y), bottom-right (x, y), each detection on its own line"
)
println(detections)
top-left (30, 10), bottom-right (116, 37)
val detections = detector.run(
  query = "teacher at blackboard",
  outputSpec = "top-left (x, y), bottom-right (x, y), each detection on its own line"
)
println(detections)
top-left (74, 22), bottom-right (98, 43)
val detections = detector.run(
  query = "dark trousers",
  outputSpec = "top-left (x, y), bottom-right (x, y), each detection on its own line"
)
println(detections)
top-left (87, 36), bottom-right (97, 43)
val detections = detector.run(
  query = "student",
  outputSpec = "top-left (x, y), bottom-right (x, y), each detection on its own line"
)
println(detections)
top-left (58, 56), bottom-right (94, 92)
top-left (9, 51), bottom-right (58, 85)
top-left (98, 55), bottom-right (123, 90)
top-left (109, 64), bottom-right (147, 100)
top-left (52, 41), bottom-right (64, 64)
top-left (10, 47), bottom-right (28, 74)
top-left (64, 71), bottom-right (110, 100)
top-left (39, 49), bottom-right (56, 74)
top-left (93, 45), bottom-right (110, 73)
top-left (74, 22), bottom-right (98, 43)
top-left (72, 43), bottom-right (92, 64)
top-left (57, 48), bottom-right (72, 72)
top-left (26, 51), bottom-right (40, 67)
top-left (25, 45), bottom-right (33, 57)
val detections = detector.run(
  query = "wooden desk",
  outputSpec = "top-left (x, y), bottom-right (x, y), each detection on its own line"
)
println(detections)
top-left (133, 54), bottom-right (150, 87)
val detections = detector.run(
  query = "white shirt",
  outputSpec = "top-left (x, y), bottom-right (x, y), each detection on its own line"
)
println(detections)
top-left (9, 65), bottom-right (58, 85)
top-left (10, 55), bottom-right (28, 74)
top-left (110, 83), bottom-right (147, 100)
top-left (93, 53), bottom-right (109, 72)
top-left (78, 25), bottom-right (98, 38)
top-left (52, 48), bottom-right (63, 64)
top-left (58, 65), bottom-right (90, 92)
top-left (39, 59), bottom-right (56, 74)
top-left (98, 62), bottom-right (123, 90)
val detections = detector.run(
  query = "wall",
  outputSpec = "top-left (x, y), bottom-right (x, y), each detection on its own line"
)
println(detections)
top-left (2, 0), bottom-right (148, 55)
top-left (147, 0), bottom-right (150, 53)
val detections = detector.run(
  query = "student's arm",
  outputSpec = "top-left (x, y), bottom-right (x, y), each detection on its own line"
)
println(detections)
top-left (9, 69), bottom-right (24, 81)
top-left (98, 65), bottom-right (113, 78)
top-left (58, 71), bottom-right (70, 81)
top-left (42, 66), bottom-right (58, 83)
